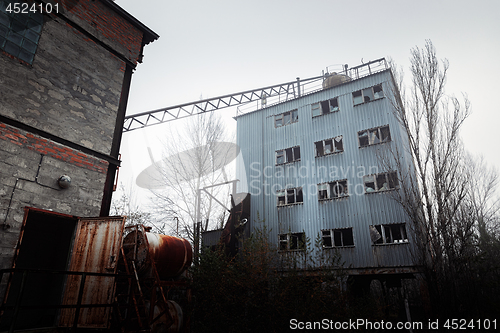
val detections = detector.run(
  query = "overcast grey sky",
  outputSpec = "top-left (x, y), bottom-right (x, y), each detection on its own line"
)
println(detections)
top-left (115, 0), bottom-right (500, 202)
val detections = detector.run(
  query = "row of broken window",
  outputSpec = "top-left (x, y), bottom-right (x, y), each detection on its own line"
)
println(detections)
top-left (274, 84), bottom-right (385, 128)
top-left (276, 171), bottom-right (399, 206)
top-left (278, 223), bottom-right (408, 251)
top-left (276, 125), bottom-right (391, 165)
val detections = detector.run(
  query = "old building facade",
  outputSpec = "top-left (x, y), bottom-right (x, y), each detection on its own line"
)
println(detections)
top-left (0, 0), bottom-right (157, 306)
top-left (235, 60), bottom-right (418, 284)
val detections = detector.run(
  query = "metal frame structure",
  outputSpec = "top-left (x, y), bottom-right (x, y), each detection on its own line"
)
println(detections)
top-left (123, 76), bottom-right (323, 132)
top-left (122, 58), bottom-right (388, 133)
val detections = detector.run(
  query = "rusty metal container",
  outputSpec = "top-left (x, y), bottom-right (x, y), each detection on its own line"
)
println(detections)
top-left (124, 230), bottom-right (192, 279)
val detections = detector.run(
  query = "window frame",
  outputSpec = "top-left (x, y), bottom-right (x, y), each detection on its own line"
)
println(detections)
top-left (317, 179), bottom-right (348, 200)
top-left (276, 146), bottom-right (301, 165)
top-left (363, 171), bottom-right (399, 193)
top-left (315, 135), bottom-right (344, 157)
top-left (0, 1), bottom-right (44, 64)
top-left (370, 223), bottom-right (408, 245)
top-left (352, 84), bottom-right (384, 106)
top-left (279, 232), bottom-right (306, 251)
top-left (311, 97), bottom-right (339, 117)
top-left (275, 109), bottom-right (298, 128)
top-left (322, 228), bottom-right (355, 248)
top-left (358, 125), bottom-right (391, 148)
top-left (277, 187), bottom-right (303, 206)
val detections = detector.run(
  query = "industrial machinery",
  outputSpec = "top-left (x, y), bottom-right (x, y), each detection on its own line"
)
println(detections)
top-left (116, 224), bottom-right (192, 333)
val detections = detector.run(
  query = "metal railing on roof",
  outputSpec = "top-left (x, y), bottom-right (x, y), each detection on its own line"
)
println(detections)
top-left (123, 58), bottom-right (389, 131)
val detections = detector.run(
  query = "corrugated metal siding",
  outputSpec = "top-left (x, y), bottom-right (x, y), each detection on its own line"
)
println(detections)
top-left (236, 70), bottom-right (416, 270)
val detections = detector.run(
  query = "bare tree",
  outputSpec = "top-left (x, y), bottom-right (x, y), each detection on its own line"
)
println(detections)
top-left (111, 182), bottom-right (171, 234)
top-left (150, 111), bottom-right (235, 242)
top-left (385, 40), bottom-right (500, 317)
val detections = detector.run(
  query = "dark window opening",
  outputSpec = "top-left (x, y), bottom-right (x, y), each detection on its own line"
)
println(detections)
top-left (0, 1), bottom-right (43, 64)
top-left (277, 187), bottom-right (303, 206)
top-left (353, 84), bottom-right (384, 106)
top-left (287, 189), bottom-right (295, 204)
top-left (322, 228), bottom-right (354, 248)
top-left (280, 232), bottom-right (305, 251)
top-left (364, 171), bottom-right (399, 193)
top-left (276, 146), bottom-right (300, 164)
top-left (371, 223), bottom-right (408, 245)
top-left (318, 179), bottom-right (348, 200)
top-left (358, 125), bottom-right (391, 147)
top-left (313, 98), bottom-right (339, 117)
top-left (315, 136), bottom-right (343, 157)
top-left (275, 109), bottom-right (299, 127)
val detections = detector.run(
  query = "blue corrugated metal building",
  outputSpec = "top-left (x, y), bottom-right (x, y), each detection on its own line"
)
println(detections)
top-left (234, 59), bottom-right (418, 281)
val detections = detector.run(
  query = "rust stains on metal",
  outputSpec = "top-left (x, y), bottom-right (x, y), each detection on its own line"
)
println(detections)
top-left (123, 230), bottom-right (193, 280)
top-left (59, 216), bottom-right (126, 328)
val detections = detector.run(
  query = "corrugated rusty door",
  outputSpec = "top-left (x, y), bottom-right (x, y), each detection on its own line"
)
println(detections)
top-left (58, 216), bottom-right (125, 328)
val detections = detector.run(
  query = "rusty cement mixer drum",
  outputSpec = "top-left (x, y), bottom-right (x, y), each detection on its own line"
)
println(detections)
top-left (124, 229), bottom-right (193, 279)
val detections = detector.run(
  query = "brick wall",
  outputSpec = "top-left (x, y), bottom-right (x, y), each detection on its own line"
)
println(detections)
top-left (60, 0), bottom-right (145, 65)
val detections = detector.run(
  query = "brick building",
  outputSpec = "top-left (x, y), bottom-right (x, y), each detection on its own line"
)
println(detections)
top-left (0, 0), bottom-right (157, 322)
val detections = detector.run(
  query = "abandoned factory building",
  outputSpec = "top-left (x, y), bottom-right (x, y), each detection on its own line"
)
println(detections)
top-left (235, 59), bottom-right (419, 286)
top-left (0, 0), bottom-right (157, 314)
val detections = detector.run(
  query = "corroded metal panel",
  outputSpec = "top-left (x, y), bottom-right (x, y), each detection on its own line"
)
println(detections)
top-left (59, 216), bottom-right (126, 328)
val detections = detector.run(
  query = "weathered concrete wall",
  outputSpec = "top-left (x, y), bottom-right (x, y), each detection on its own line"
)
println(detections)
top-left (0, 122), bottom-right (109, 297)
top-left (0, 0), bottom-right (155, 301)
top-left (0, 17), bottom-right (125, 155)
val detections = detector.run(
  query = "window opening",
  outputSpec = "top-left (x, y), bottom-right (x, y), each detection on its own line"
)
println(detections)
top-left (318, 179), bottom-right (348, 200)
top-left (364, 171), bottom-right (398, 193)
top-left (358, 125), bottom-right (391, 147)
top-left (322, 228), bottom-right (354, 248)
top-left (313, 97), bottom-right (339, 117)
top-left (371, 223), bottom-right (408, 244)
top-left (315, 135), bottom-right (343, 157)
top-left (275, 109), bottom-right (298, 127)
top-left (276, 146), bottom-right (301, 164)
top-left (279, 232), bottom-right (306, 251)
top-left (277, 187), bottom-right (303, 206)
top-left (353, 84), bottom-right (384, 106)
top-left (0, 1), bottom-right (43, 64)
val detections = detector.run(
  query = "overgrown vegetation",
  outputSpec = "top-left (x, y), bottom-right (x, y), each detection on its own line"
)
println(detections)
top-left (189, 226), bottom-right (399, 332)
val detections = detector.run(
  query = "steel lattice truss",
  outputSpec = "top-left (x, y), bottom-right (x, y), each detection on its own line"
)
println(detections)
top-left (123, 75), bottom-right (323, 132)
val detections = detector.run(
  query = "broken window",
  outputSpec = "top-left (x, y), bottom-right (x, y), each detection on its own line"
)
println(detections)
top-left (275, 109), bottom-right (299, 127)
top-left (353, 84), bottom-right (384, 106)
top-left (315, 135), bottom-right (343, 157)
top-left (276, 150), bottom-right (285, 164)
top-left (0, 1), bottom-right (43, 64)
top-left (353, 90), bottom-right (363, 106)
top-left (330, 180), bottom-right (348, 198)
top-left (358, 125), bottom-right (391, 147)
top-left (371, 223), bottom-right (408, 244)
top-left (318, 179), bottom-right (348, 200)
top-left (322, 228), bottom-right (354, 248)
top-left (279, 232), bottom-right (306, 251)
top-left (363, 171), bottom-right (398, 193)
top-left (318, 183), bottom-right (328, 200)
top-left (311, 102), bottom-right (321, 117)
top-left (277, 187), bottom-right (303, 206)
top-left (276, 146), bottom-right (300, 164)
top-left (312, 97), bottom-right (339, 117)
